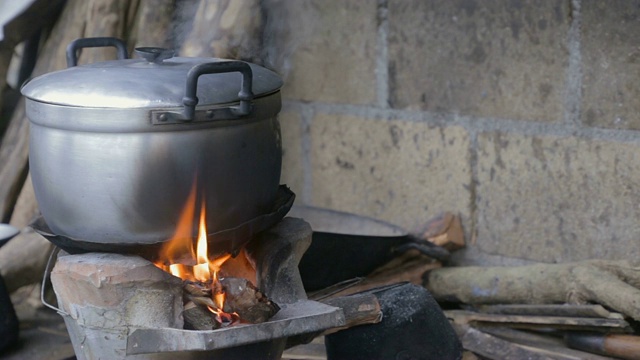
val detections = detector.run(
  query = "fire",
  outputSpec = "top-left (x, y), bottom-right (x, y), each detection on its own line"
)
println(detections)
top-left (155, 181), bottom-right (232, 314)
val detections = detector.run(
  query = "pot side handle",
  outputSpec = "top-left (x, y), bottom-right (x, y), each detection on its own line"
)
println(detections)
top-left (66, 37), bottom-right (129, 68)
top-left (158, 61), bottom-right (255, 123)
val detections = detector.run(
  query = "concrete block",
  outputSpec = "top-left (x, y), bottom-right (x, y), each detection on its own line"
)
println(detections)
top-left (388, 0), bottom-right (569, 121)
top-left (279, 110), bottom-right (304, 196)
top-left (276, 0), bottom-right (378, 105)
top-left (581, 0), bottom-right (640, 129)
top-left (476, 132), bottom-right (640, 262)
top-left (309, 113), bottom-right (471, 232)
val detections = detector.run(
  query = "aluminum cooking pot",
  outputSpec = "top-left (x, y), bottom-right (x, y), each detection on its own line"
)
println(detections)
top-left (21, 37), bottom-right (284, 251)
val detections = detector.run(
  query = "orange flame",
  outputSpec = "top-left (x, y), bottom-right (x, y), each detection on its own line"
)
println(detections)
top-left (154, 179), bottom-right (232, 312)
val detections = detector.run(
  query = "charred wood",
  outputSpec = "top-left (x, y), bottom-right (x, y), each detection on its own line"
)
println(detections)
top-left (181, 277), bottom-right (279, 330)
top-left (221, 277), bottom-right (280, 324)
top-left (183, 301), bottom-right (217, 331)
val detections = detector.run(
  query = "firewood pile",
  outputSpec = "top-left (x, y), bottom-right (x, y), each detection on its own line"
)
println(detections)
top-left (284, 212), bottom-right (640, 360)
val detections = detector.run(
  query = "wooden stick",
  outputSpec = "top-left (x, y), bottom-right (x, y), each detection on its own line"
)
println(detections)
top-left (565, 333), bottom-right (640, 360)
top-left (321, 293), bottom-right (382, 335)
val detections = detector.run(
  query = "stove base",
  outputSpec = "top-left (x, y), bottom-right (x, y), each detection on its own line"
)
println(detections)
top-left (49, 217), bottom-right (344, 359)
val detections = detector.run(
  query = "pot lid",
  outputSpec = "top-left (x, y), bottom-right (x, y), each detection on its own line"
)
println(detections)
top-left (21, 50), bottom-right (283, 109)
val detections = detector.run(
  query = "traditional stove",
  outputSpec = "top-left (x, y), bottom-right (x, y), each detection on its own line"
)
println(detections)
top-left (19, 36), bottom-right (348, 360)
top-left (42, 217), bottom-right (345, 359)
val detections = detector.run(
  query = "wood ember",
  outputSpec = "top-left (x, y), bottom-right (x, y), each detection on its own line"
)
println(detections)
top-left (182, 277), bottom-right (279, 330)
top-left (183, 301), bottom-right (217, 331)
top-left (220, 278), bottom-right (280, 323)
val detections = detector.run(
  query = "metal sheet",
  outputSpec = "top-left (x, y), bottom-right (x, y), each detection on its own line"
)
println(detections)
top-left (126, 300), bottom-right (345, 355)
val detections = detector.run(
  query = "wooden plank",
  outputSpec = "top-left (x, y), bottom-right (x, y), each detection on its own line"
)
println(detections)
top-left (477, 304), bottom-right (625, 320)
top-left (454, 324), bottom-right (557, 360)
top-left (445, 310), bottom-right (632, 332)
top-left (481, 327), bottom-right (615, 360)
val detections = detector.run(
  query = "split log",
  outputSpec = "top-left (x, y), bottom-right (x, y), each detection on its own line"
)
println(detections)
top-left (0, 101), bottom-right (28, 223)
top-left (9, 173), bottom-right (38, 229)
top-left (180, 0), bottom-right (263, 62)
top-left (129, 0), bottom-right (175, 49)
top-left (426, 260), bottom-right (640, 321)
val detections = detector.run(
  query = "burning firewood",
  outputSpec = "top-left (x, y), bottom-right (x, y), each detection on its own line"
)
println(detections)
top-left (182, 277), bottom-right (279, 330)
top-left (183, 301), bottom-right (217, 330)
top-left (220, 277), bottom-right (280, 323)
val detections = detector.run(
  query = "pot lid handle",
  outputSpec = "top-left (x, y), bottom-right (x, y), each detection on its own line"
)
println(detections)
top-left (66, 37), bottom-right (129, 68)
top-left (156, 61), bottom-right (255, 123)
top-left (134, 47), bottom-right (175, 64)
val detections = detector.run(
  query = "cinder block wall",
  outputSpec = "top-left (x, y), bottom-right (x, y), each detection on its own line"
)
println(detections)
top-left (276, 0), bottom-right (640, 265)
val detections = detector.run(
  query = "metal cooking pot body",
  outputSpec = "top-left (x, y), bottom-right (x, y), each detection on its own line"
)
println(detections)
top-left (22, 38), bottom-right (286, 247)
top-left (28, 96), bottom-right (282, 245)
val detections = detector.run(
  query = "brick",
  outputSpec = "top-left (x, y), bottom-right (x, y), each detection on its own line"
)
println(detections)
top-left (51, 253), bottom-right (184, 359)
top-left (310, 114), bottom-right (471, 232)
top-left (275, 0), bottom-right (378, 105)
top-left (476, 132), bottom-right (640, 262)
top-left (51, 253), bottom-right (183, 328)
top-left (388, 0), bottom-right (569, 121)
top-left (279, 110), bottom-right (304, 196)
top-left (581, 1), bottom-right (640, 129)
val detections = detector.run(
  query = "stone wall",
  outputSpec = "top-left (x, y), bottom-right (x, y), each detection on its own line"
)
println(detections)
top-left (275, 0), bottom-right (640, 265)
